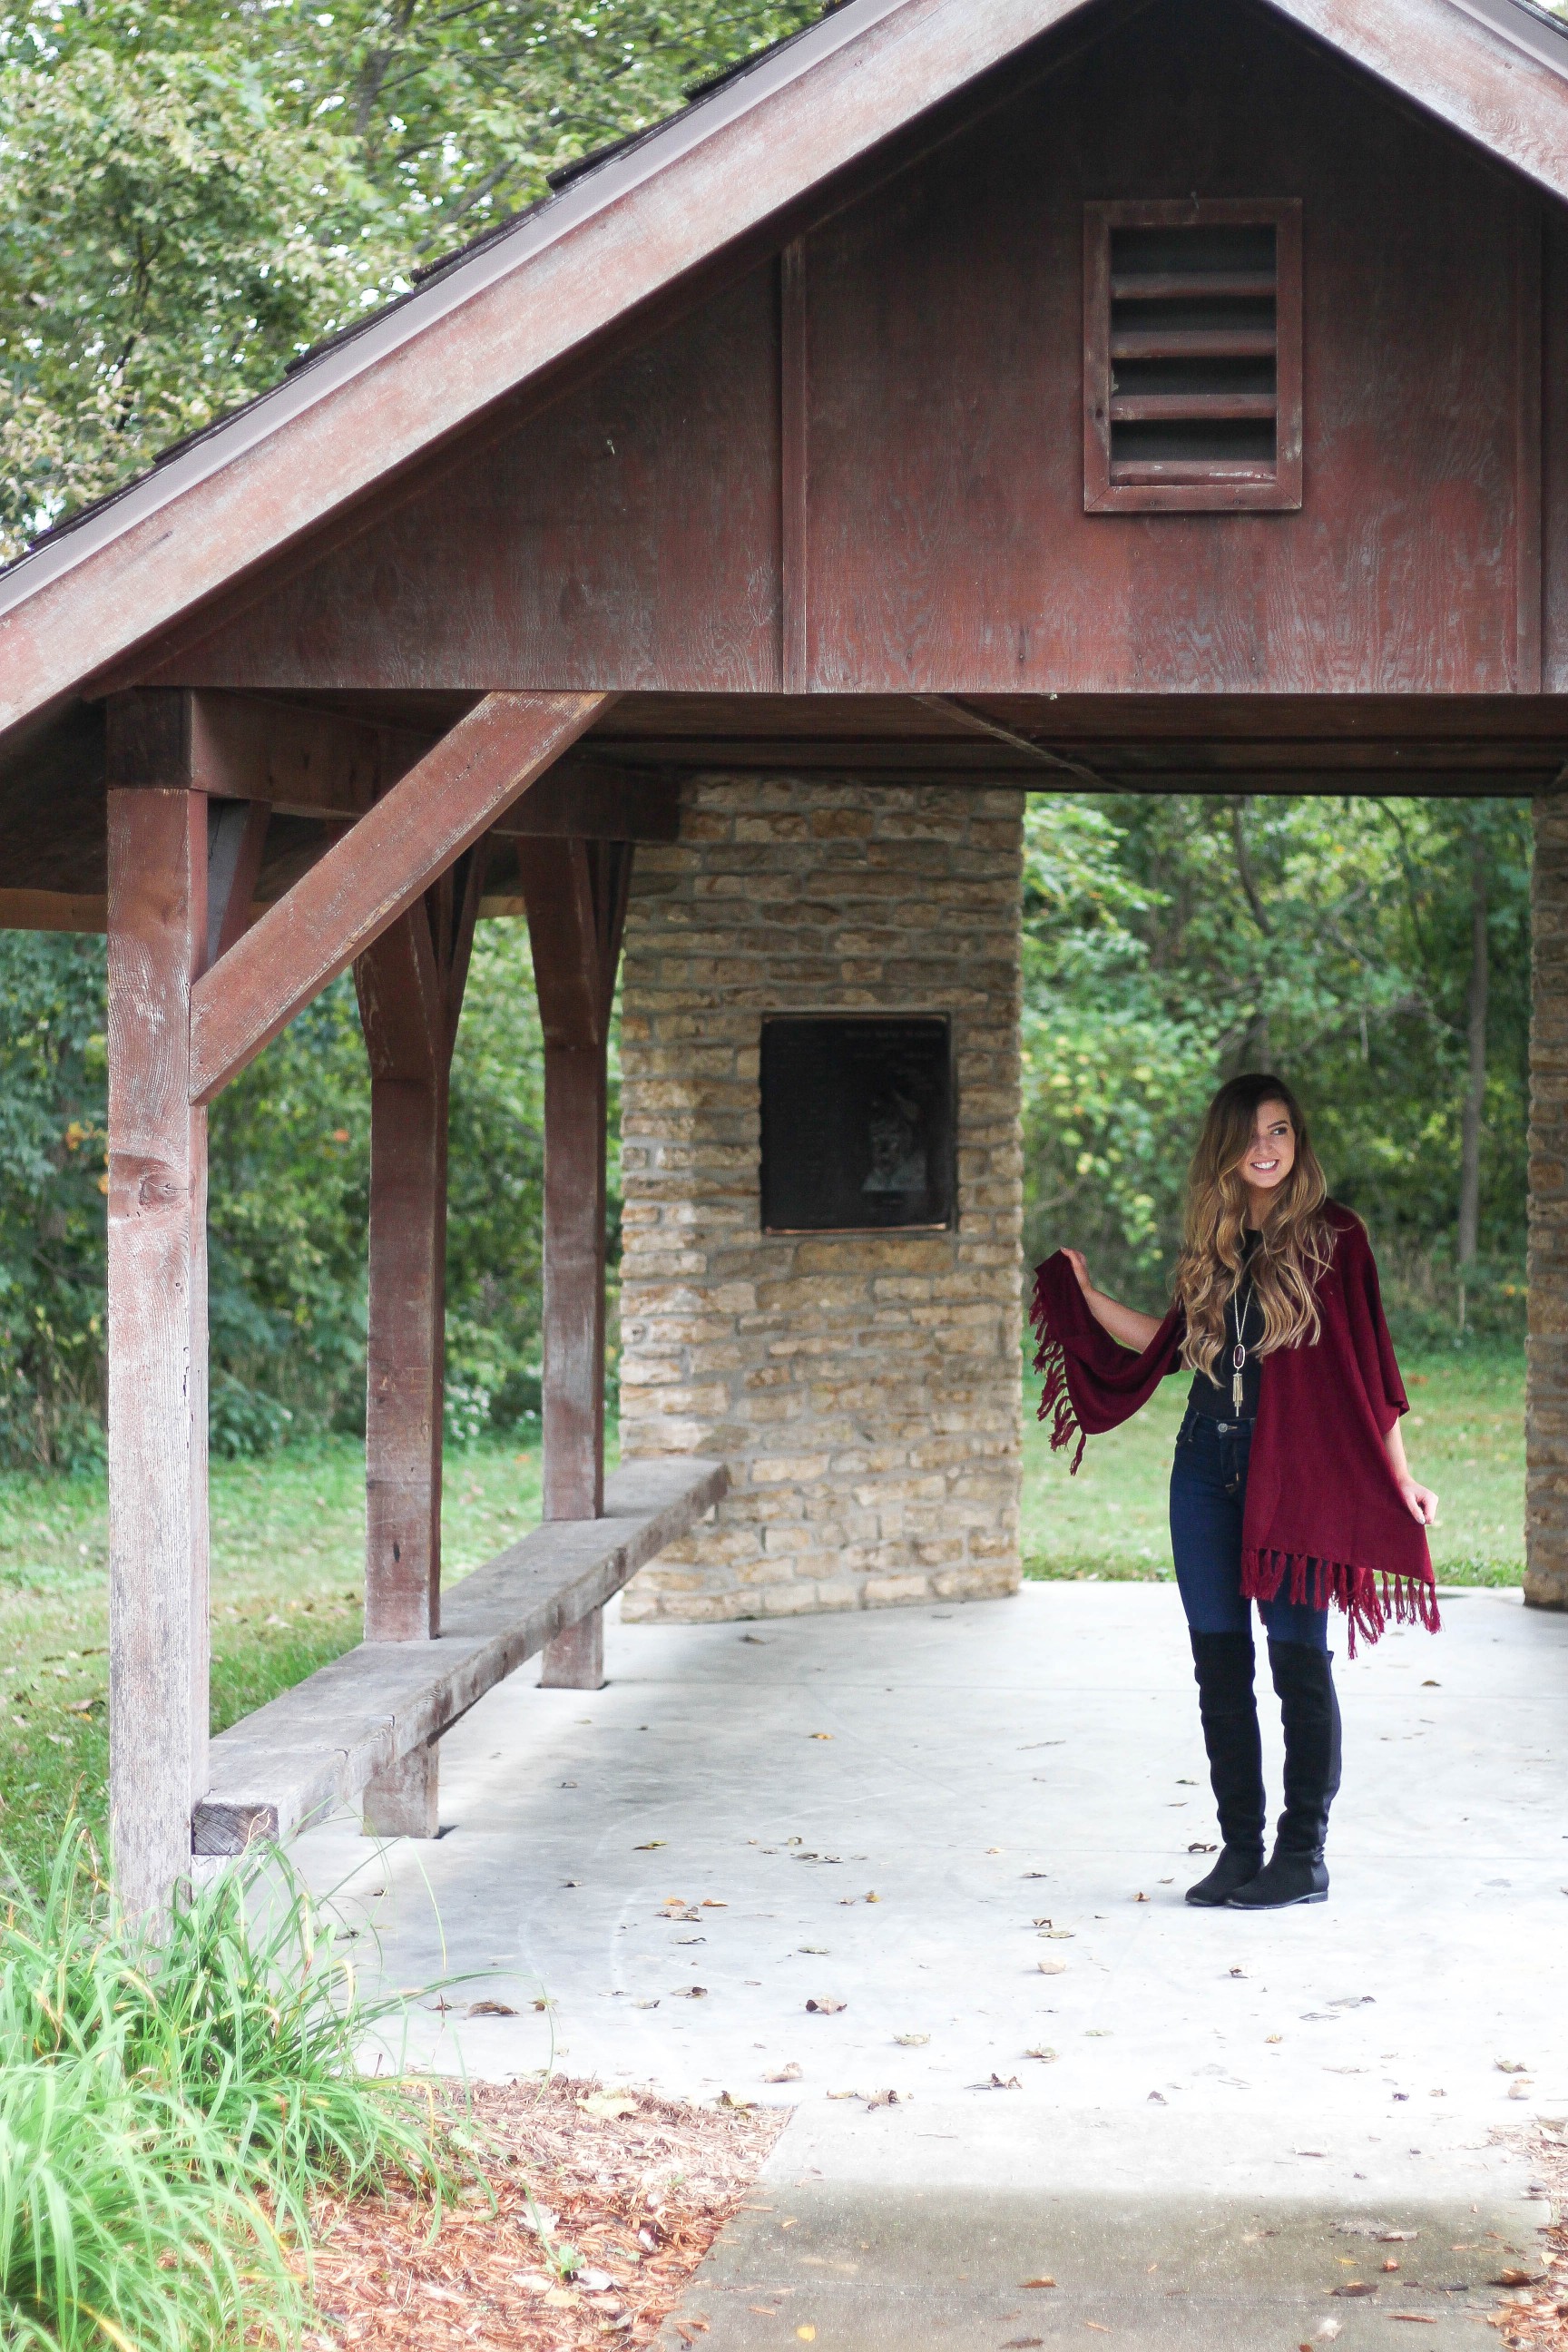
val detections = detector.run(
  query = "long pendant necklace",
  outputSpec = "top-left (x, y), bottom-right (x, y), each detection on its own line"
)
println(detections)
top-left (1230, 1271), bottom-right (1254, 1415)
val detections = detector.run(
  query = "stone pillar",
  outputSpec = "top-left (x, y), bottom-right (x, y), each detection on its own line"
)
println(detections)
top-left (1527, 790), bottom-right (1568, 1609)
top-left (618, 777), bottom-right (1024, 1622)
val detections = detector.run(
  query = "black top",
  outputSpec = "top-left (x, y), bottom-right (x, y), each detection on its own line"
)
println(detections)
top-left (1188, 1229), bottom-right (1265, 1421)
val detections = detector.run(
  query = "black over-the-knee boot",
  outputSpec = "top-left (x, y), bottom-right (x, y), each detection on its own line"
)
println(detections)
top-left (1228, 1639), bottom-right (1342, 1909)
top-left (1185, 1631), bottom-right (1267, 1906)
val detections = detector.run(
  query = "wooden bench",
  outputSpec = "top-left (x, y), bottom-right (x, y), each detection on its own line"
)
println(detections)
top-left (192, 1456), bottom-right (727, 1855)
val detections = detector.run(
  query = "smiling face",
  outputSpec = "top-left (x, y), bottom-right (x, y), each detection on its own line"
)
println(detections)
top-left (1237, 1098), bottom-right (1296, 1210)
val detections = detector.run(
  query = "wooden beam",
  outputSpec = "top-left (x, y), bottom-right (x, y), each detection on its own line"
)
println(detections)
top-left (518, 838), bottom-right (632, 1690)
top-left (206, 799), bottom-right (270, 965)
top-left (780, 240), bottom-right (810, 695)
top-left (106, 783), bottom-right (210, 1916)
top-left (0, 890), bottom-right (107, 932)
top-left (354, 850), bottom-right (486, 1835)
top-left (189, 693), bottom-right (432, 820)
top-left (188, 691), bottom-right (608, 1104)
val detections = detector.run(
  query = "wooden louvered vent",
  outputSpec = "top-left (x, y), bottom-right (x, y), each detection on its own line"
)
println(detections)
top-left (1084, 199), bottom-right (1302, 513)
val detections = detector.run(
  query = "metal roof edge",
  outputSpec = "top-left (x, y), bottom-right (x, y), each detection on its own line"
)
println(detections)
top-left (1446, 0), bottom-right (1568, 80)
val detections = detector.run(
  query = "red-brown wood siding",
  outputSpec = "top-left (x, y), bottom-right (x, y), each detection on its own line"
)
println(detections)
top-left (156, 0), bottom-right (1551, 702)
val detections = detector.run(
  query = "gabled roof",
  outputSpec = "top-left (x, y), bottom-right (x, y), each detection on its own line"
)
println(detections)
top-left (2, 0), bottom-right (1566, 753)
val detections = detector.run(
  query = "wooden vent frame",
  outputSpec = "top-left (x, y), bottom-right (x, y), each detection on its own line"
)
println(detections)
top-left (1084, 198), bottom-right (1302, 514)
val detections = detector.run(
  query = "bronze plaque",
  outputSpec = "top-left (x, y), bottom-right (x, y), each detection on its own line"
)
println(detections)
top-left (760, 1014), bottom-right (955, 1233)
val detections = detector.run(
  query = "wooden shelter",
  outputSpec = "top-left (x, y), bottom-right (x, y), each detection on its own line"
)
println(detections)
top-left (3, 0), bottom-right (1568, 1913)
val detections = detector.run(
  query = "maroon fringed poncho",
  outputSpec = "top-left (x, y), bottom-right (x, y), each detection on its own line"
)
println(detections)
top-left (1029, 1206), bottom-right (1438, 1652)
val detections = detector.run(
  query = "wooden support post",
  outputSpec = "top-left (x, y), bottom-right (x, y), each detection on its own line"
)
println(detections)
top-left (518, 840), bottom-right (633, 1690)
top-left (104, 698), bottom-right (211, 1916)
top-left (356, 852), bottom-right (485, 1833)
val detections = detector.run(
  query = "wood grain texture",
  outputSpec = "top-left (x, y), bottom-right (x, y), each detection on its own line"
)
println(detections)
top-left (106, 782), bottom-right (209, 1916)
top-left (801, 0), bottom-right (1531, 693)
top-left (780, 241), bottom-right (810, 693)
top-left (519, 840), bottom-right (632, 1532)
top-left (1544, 204), bottom-right (1568, 691)
top-left (1516, 190), bottom-right (1544, 694)
top-left (355, 852), bottom-right (485, 1661)
top-left (189, 691), bottom-right (606, 1102)
top-left (192, 1457), bottom-right (729, 1851)
top-left (162, 272), bottom-right (783, 695)
top-left (0, 890), bottom-right (107, 931)
top-left (146, 0), bottom-right (1544, 701)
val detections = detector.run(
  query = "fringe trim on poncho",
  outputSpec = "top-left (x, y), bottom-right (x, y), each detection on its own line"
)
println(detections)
top-left (1032, 1329), bottom-right (1087, 1475)
top-left (1241, 1546), bottom-right (1441, 1659)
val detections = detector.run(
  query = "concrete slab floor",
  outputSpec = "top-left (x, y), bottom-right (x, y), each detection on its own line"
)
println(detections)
top-left (294, 1583), bottom-right (1567, 2347)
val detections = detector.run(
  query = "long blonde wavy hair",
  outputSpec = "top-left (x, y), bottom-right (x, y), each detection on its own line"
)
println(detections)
top-left (1174, 1073), bottom-right (1336, 1381)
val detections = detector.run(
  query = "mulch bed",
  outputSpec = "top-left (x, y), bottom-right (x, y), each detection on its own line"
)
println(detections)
top-left (299, 2075), bottom-right (787, 2349)
top-left (1482, 2126), bottom-right (1568, 2350)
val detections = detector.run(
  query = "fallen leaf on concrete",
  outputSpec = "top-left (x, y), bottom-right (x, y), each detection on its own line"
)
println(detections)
top-left (824, 2090), bottom-right (860, 2102)
top-left (1388, 2317), bottom-right (1436, 2326)
top-left (701, 1899), bottom-right (728, 1908)
top-left (632, 1999), bottom-right (660, 2009)
top-left (1229, 1967), bottom-right (1248, 1978)
top-left (1508, 2082), bottom-right (1532, 2100)
top-left (894, 2034), bottom-right (929, 2047)
top-left (1024, 2047), bottom-right (1058, 2063)
top-left (762, 2063), bottom-right (803, 2082)
top-left (1036, 1959), bottom-right (1068, 1976)
top-left (676, 1937), bottom-right (706, 1946)
top-left (1496, 2059), bottom-right (1530, 2073)
top-left (808, 1733), bottom-right (833, 1741)
top-left (1147, 2091), bottom-right (1167, 2104)
top-left (1490, 2269), bottom-right (1546, 2288)
top-left (634, 1842), bottom-right (667, 1851)
top-left (1043, 1929), bottom-right (1075, 1940)
top-left (1381, 2259), bottom-right (1401, 2272)
top-left (1133, 1892), bottom-right (1150, 1903)
top-left (718, 2092), bottom-right (753, 2112)
top-left (805, 1998), bottom-right (846, 2014)
top-left (676, 1986), bottom-right (709, 2000)
top-left (1330, 2282), bottom-right (1377, 2297)
top-left (973, 2073), bottom-right (1022, 2091)
top-left (1001, 2338), bottom-right (1044, 2347)
top-left (577, 2093), bottom-right (639, 2121)
top-left (865, 2090), bottom-right (899, 2109)
top-left (468, 1999), bottom-right (517, 2016)
top-left (1189, 1841), bottom-right (1218, 1854)
top-left (1421, 1679), bottom-right (1439, 1687)
top-left (1021, 2277), bottom-right (1057, 2288)
top-left (1312, 2323), bottom-right (1341, 2341)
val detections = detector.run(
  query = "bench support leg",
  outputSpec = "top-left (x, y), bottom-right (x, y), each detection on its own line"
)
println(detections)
top-left (363, 1740), bottom-right (439, 1840)
top-left (540, 1608), bottom-right (605, 1690)
top-left (105, 751), bottom-right (211, 1916)
top-left (521, 842), bottom-right (633, 1694)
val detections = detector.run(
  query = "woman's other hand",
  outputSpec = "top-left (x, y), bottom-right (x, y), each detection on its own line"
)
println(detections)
top-left (1063, 1247), bottom-right (1093, 1298)
top-left (1396, 1477), bottom-right (1438, 1527)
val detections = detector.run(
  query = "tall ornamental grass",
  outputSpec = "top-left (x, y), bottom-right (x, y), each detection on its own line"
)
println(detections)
top-left (0, 1825), bottom-right (456, 2349)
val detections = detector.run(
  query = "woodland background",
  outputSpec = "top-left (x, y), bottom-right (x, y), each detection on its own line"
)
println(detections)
top-left (0, 0), bottom-right (1533, 1473)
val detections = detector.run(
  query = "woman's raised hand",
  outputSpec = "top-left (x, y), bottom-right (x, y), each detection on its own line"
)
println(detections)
top-left (1062, 1247), bottom-right (1094, 1298)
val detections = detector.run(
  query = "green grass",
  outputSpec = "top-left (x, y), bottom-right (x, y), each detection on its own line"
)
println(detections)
top-left (0, 1828), bottom-right (458, 2349)
top-left (1023, 1346), bottom-right (1525, 1586)
top-left (0, 1435), bottom-right (550, 1896)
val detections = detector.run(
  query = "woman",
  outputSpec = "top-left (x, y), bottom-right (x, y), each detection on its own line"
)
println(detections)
top-left (1030, 1074), bottom-right (1438, 1912)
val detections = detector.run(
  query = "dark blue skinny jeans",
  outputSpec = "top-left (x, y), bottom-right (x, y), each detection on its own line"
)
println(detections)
top-left (1169, 1407), bottom-right (1328, 1651)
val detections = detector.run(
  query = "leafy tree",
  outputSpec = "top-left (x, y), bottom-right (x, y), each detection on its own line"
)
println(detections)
top-left (0, 0), bottom-right (820, 554)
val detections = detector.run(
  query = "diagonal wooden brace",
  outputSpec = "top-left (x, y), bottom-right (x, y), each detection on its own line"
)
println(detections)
top-left (188, 691), bottom-right (610, 1104)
